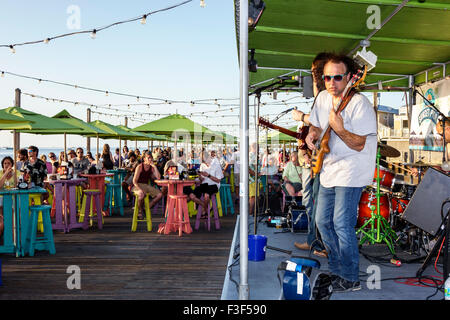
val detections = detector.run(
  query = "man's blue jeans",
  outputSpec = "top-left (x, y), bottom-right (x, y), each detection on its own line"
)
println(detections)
top-left (315, 184), bottom-right (363, 282)
top-left (302, 168), bottom-right (324, 251)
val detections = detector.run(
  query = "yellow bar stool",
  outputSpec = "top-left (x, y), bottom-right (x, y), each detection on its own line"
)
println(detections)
top-left (29, 194), bottom-right (44, 233)
top-left (131, 192), bottom-right (152, 232)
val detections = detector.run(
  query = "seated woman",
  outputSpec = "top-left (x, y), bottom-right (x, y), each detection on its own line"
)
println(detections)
top-left (0, 156), bottom-right (19, 237)
top-left (282, 151), bottom-right (302, 197)
top-left (131, 152), bottom-right (163, 219)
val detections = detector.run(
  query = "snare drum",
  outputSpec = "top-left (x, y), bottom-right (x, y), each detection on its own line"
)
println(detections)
top-left (391, 180), bottom-right (417, 200)
top-left (373, 166), bottom-right (395, 191)
top-left (357, 189), bottom-right (390, 228)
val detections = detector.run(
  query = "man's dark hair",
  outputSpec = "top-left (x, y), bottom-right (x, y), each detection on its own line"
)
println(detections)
top-left (28, 145), bottom-right (39, 156)
top-left (311, 52), bottom-right (333, 92)
top-left (324, 53), bottom-right (358, 76)
top-left (18, 148), bottom-right (28, 159)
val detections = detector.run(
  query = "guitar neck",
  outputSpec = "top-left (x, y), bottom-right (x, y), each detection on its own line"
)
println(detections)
top-left (258, 119), bottom-right (300, 139)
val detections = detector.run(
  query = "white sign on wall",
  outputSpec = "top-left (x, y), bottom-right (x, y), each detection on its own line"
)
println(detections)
top-left (409, 79), bottom-right (450, 151)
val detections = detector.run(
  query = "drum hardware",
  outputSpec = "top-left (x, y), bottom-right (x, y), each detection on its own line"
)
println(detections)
top-left (356, 145), bottom-right (398, 255)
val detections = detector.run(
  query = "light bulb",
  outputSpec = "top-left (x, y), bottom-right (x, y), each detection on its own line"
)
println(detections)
top-left (91, 29), bottom-right (97, 39)
top-left (44, 38), bottom-right (50, 44)
top-left (9, 45), bottom-right (15, 54)
top-left (200, 0), bottom-right (206, 8)
top-left (1, 71), bottom-right (4, 78)
top-left (141, 15), bottom-right (147, 24)
top-left (105, 90), bottom-right (109, 96)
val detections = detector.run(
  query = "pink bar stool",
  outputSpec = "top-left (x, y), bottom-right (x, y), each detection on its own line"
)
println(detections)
top-left (195, 193), bottom-right (220, 231)
top-left (165, 195), bottom-right (192, 236)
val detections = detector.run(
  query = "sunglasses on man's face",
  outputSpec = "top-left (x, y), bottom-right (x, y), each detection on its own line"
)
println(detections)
top-left (322, 72), bottom-right (348, 82)
top-left (28, 150), bottom-right (35, 153)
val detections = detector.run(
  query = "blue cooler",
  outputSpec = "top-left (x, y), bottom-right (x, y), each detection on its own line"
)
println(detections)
top-left (248, 235), bottom-right (267, 261)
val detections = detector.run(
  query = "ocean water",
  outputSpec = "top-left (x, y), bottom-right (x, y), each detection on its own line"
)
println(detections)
top-left (0, 144), bottom-right (158, 164)
top-left (0, 147), bottom-right (66, 163)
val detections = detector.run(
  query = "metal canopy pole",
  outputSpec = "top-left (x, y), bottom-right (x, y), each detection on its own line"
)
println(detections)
top-left (239, 0), bottom-right (249, 301)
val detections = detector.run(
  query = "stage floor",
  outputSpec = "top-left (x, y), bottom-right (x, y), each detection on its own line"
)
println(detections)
top-left (221, 214), bottom-right (445, 300)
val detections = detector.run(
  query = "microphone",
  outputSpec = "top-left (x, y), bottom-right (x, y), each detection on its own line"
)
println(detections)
top-left (278, 75), bottom-right (299, 81)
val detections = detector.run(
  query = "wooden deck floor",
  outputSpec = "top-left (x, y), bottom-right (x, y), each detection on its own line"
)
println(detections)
top-left (0, 206), bottom-right (238, 300)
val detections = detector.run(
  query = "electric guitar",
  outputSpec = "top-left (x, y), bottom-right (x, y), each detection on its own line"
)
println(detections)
top-left (310, 65), bottom-right (367, 176)
top-left (258, 117), bottom-right (311, 156)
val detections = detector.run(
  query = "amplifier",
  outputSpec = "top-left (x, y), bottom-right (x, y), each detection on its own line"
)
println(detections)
top-left (402, 167), bottom-right (450, 236)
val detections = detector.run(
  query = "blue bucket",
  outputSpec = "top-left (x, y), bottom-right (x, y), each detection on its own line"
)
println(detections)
top-left (248, 235), bottom-right (267, 261)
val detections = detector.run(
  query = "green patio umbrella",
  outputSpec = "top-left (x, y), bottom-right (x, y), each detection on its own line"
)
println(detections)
top-left (0, 107), bottom-right (79, 132)
top-left (134, 113), bottom-right (223, 161)
top-left (52, 109), bottom-right (110, 158)
top-left (0, 106), bottom-right (79, 185)
top-left (0, 109), bottom-right (35, 128)
top-left (116, 124), bottom-right (169, 153)
top-left (86, 120), bottom-right (150, 167)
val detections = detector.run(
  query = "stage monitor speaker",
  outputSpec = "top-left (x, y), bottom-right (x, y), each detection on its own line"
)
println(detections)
top-left (302, 76), bottom-right (314, 99)
top-left (402, 167), bottom-right (450, 236)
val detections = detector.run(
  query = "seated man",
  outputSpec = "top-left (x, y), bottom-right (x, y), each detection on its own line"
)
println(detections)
top-left (22, 145), bottom-right (49, 203)
top-left (183, 150), bottom-right (224, 213)
top-left (282, 151), bottom-right (302, 197)
top-left (131, 152), bottom-right (163, 219)
top-left (261, 155), bottom-right (281, 193)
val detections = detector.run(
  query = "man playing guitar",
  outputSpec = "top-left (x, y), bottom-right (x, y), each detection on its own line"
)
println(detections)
top-left (305, 53), bottom-right (377, 293)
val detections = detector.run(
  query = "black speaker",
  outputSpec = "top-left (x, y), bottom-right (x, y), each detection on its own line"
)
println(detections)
top-left (302, 76), bottom-right (314, 99)
top-left (402, 167), bottom-right (450, 236)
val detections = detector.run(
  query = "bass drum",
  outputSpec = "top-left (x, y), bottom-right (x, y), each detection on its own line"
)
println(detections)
top-left (357, 189), bottom-right (390, 228)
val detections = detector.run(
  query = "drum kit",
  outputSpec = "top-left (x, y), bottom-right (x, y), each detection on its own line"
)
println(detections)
top-left (356, 143), bottom-right (432, 255)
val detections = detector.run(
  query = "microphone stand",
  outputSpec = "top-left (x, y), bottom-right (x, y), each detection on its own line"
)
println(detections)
top-left (246, 80), bottom-right (297, 256)
top-left (414, 89), bottom-right (449, 167)
top-left (249, 80), bottom-right (292, 235)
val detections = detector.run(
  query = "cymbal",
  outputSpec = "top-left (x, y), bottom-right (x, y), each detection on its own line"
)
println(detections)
top-left (378, 143), bottom-right (400, 158)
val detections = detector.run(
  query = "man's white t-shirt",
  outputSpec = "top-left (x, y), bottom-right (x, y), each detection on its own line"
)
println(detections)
top-left (230, 151), bottom-right (240, 174)
top-left (309, 90), bottom-right (377, 188)
top-left (199, 158), bottom-right (224, 188)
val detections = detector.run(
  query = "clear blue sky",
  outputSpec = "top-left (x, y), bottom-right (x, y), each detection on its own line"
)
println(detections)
top-left (0, 0), bottom-right (405, 149)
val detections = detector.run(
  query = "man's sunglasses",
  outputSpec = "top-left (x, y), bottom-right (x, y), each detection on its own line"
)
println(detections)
top-left (27, 149), bottom-right (35, 153)
top-left (322, 72), bottom-right (348, 82)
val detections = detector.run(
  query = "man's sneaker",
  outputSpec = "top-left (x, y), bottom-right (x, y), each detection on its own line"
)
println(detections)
top-left (330, 274), bottom-right (342, 288)
top-left (332, 278), bottom-right (361, 293)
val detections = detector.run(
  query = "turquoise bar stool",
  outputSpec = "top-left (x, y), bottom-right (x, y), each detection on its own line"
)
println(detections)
top-left (220, 183), bottom-right (234, 216)
top-left (104, 183), bottom-right (124, 216)
top-left (26, 205), bottom-right (56, 256)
